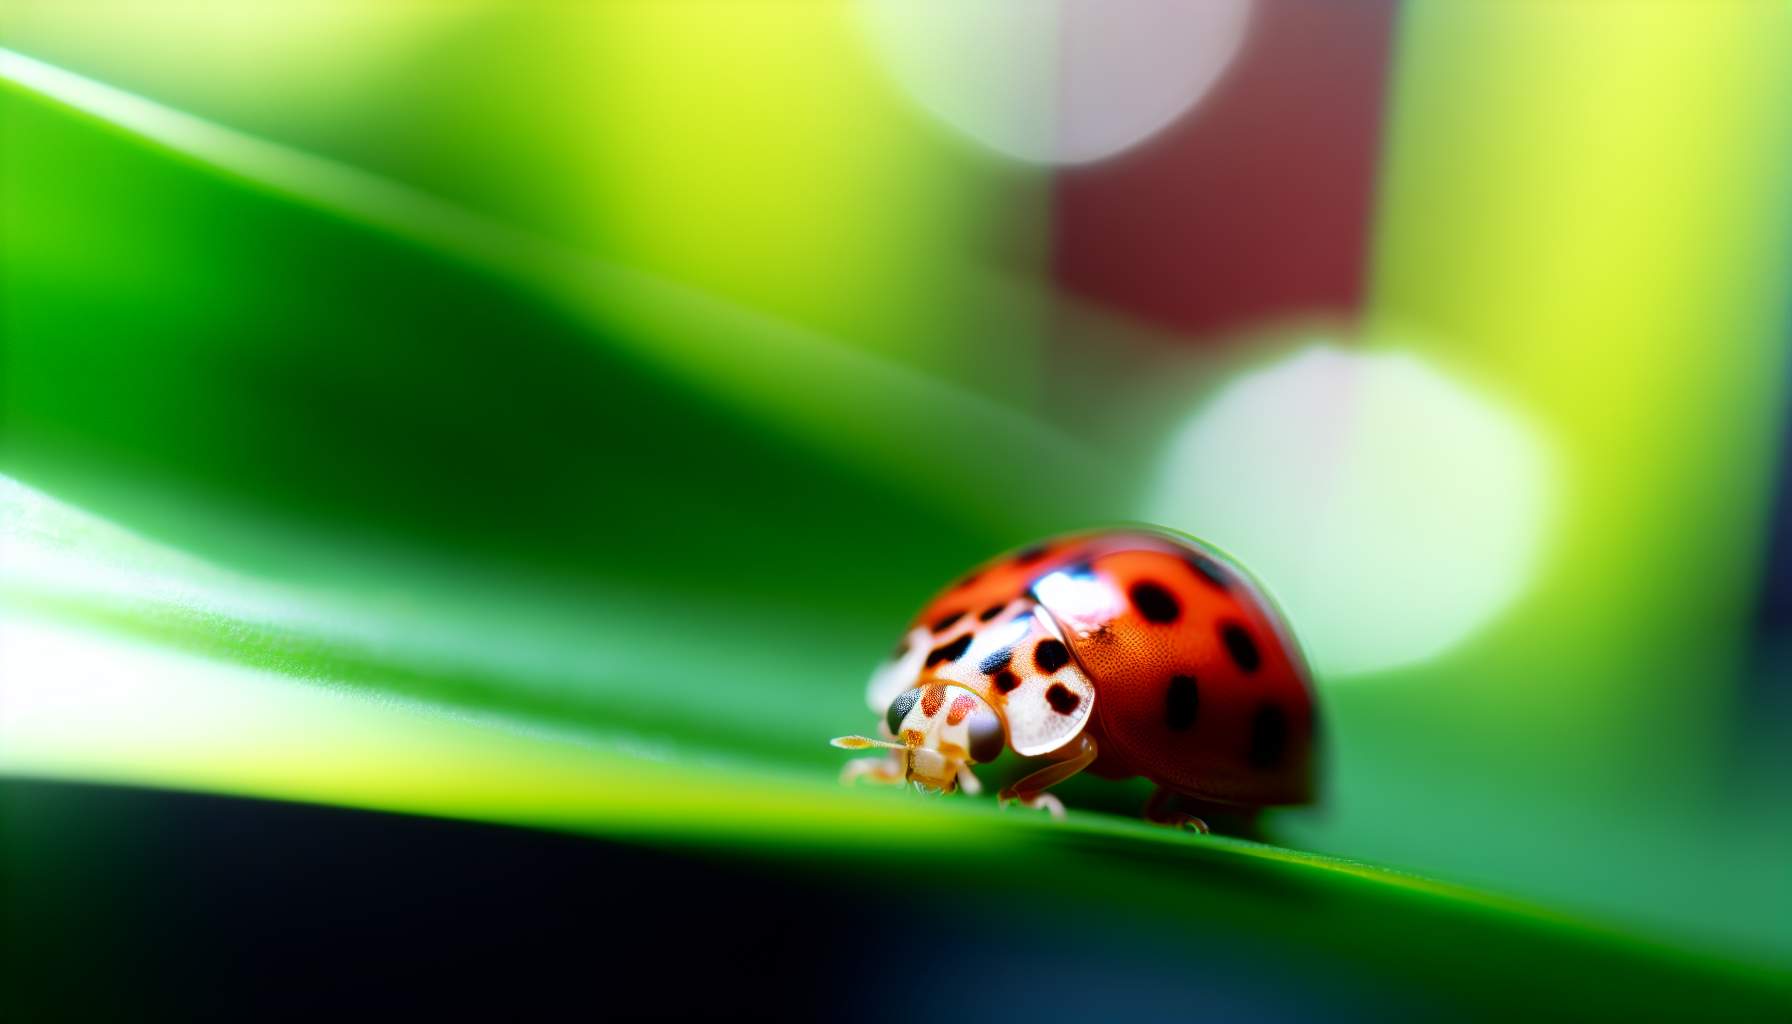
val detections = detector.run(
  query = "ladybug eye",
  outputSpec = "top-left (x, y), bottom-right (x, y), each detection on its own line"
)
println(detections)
top-left (885, 688), bottom-right (923, 736)
top-left (967, 704), bottom-right (1005, 764)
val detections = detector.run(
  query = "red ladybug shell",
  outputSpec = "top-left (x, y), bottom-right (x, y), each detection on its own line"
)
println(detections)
top-left (878, 529), bottom-right (1317, 807)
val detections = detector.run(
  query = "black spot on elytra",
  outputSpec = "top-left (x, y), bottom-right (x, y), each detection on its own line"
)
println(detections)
top-left (1014, 544), bottom-right (1049, 565)
top-left (931, 610), bottom-right (965, 633)
top-left (1248, 702), bottom-right (1288, 770)
top-left (1185, 555), bottom-right (1230, 591)
top-left (1130, 581), bottom-right (1180, 624)
top-left (979, 648), bottom-right (1013, 675)
top-left (1221, 622), bottom-right (1261, 673)
top-left (978, 603), bottom-right (1006, 622)
top-left (954, 570), bottom-right (982, 590)
top-left (1034, 639), bottom-right (1070, 674)
top-left (1164, 675), bottom-right (1199, 730)
top-left (1045, 683), bottom-right (1081, 715)
top-left (885, 689), bottom-right (921, 735)
top-left (925, 634), bottom-right (972, 667)
top-left (993, 670), bottom-right (1020, 694)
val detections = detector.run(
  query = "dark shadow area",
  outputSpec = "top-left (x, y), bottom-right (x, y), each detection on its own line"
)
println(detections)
top-left (6, 780), bottom-right (1785, 1021)
top-left (0, 779), bottom-right (1355, 1021)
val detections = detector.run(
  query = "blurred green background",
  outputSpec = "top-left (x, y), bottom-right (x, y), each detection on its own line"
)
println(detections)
top-left (3, 2), bottom-right (1790, 1015)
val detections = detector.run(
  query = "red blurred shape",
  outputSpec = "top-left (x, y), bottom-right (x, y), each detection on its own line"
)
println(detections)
top-left (1052, 0), bottom-right (1397, 342)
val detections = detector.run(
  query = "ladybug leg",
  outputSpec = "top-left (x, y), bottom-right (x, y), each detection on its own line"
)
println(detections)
top-left (954, 763), bottom-right (983, 796)
top-left (999, 735), bottom-right (1098, 821)
top-left (1011, 791), bottom-right (1065, 818)
top-left (1143, 787), bottom-right (1210, 834)
top-left (840, 752), bottom-right (906, 786)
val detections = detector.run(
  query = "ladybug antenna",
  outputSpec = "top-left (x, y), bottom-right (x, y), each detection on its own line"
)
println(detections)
top-left (830, 735), bottom-right (905, 751)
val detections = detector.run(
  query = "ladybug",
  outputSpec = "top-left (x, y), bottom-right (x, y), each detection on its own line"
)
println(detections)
top-left (832, 528), bottom-right (1318, 829)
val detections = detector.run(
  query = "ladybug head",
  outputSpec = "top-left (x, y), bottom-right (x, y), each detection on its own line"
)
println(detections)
top-left (831, 684), bottom-right (1004, 792)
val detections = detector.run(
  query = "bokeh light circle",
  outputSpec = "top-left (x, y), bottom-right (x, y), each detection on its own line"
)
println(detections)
top-left (1147, 346), bottom-right (1555, 678)
top-left (857, 0), bottom-right (1253, 165)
